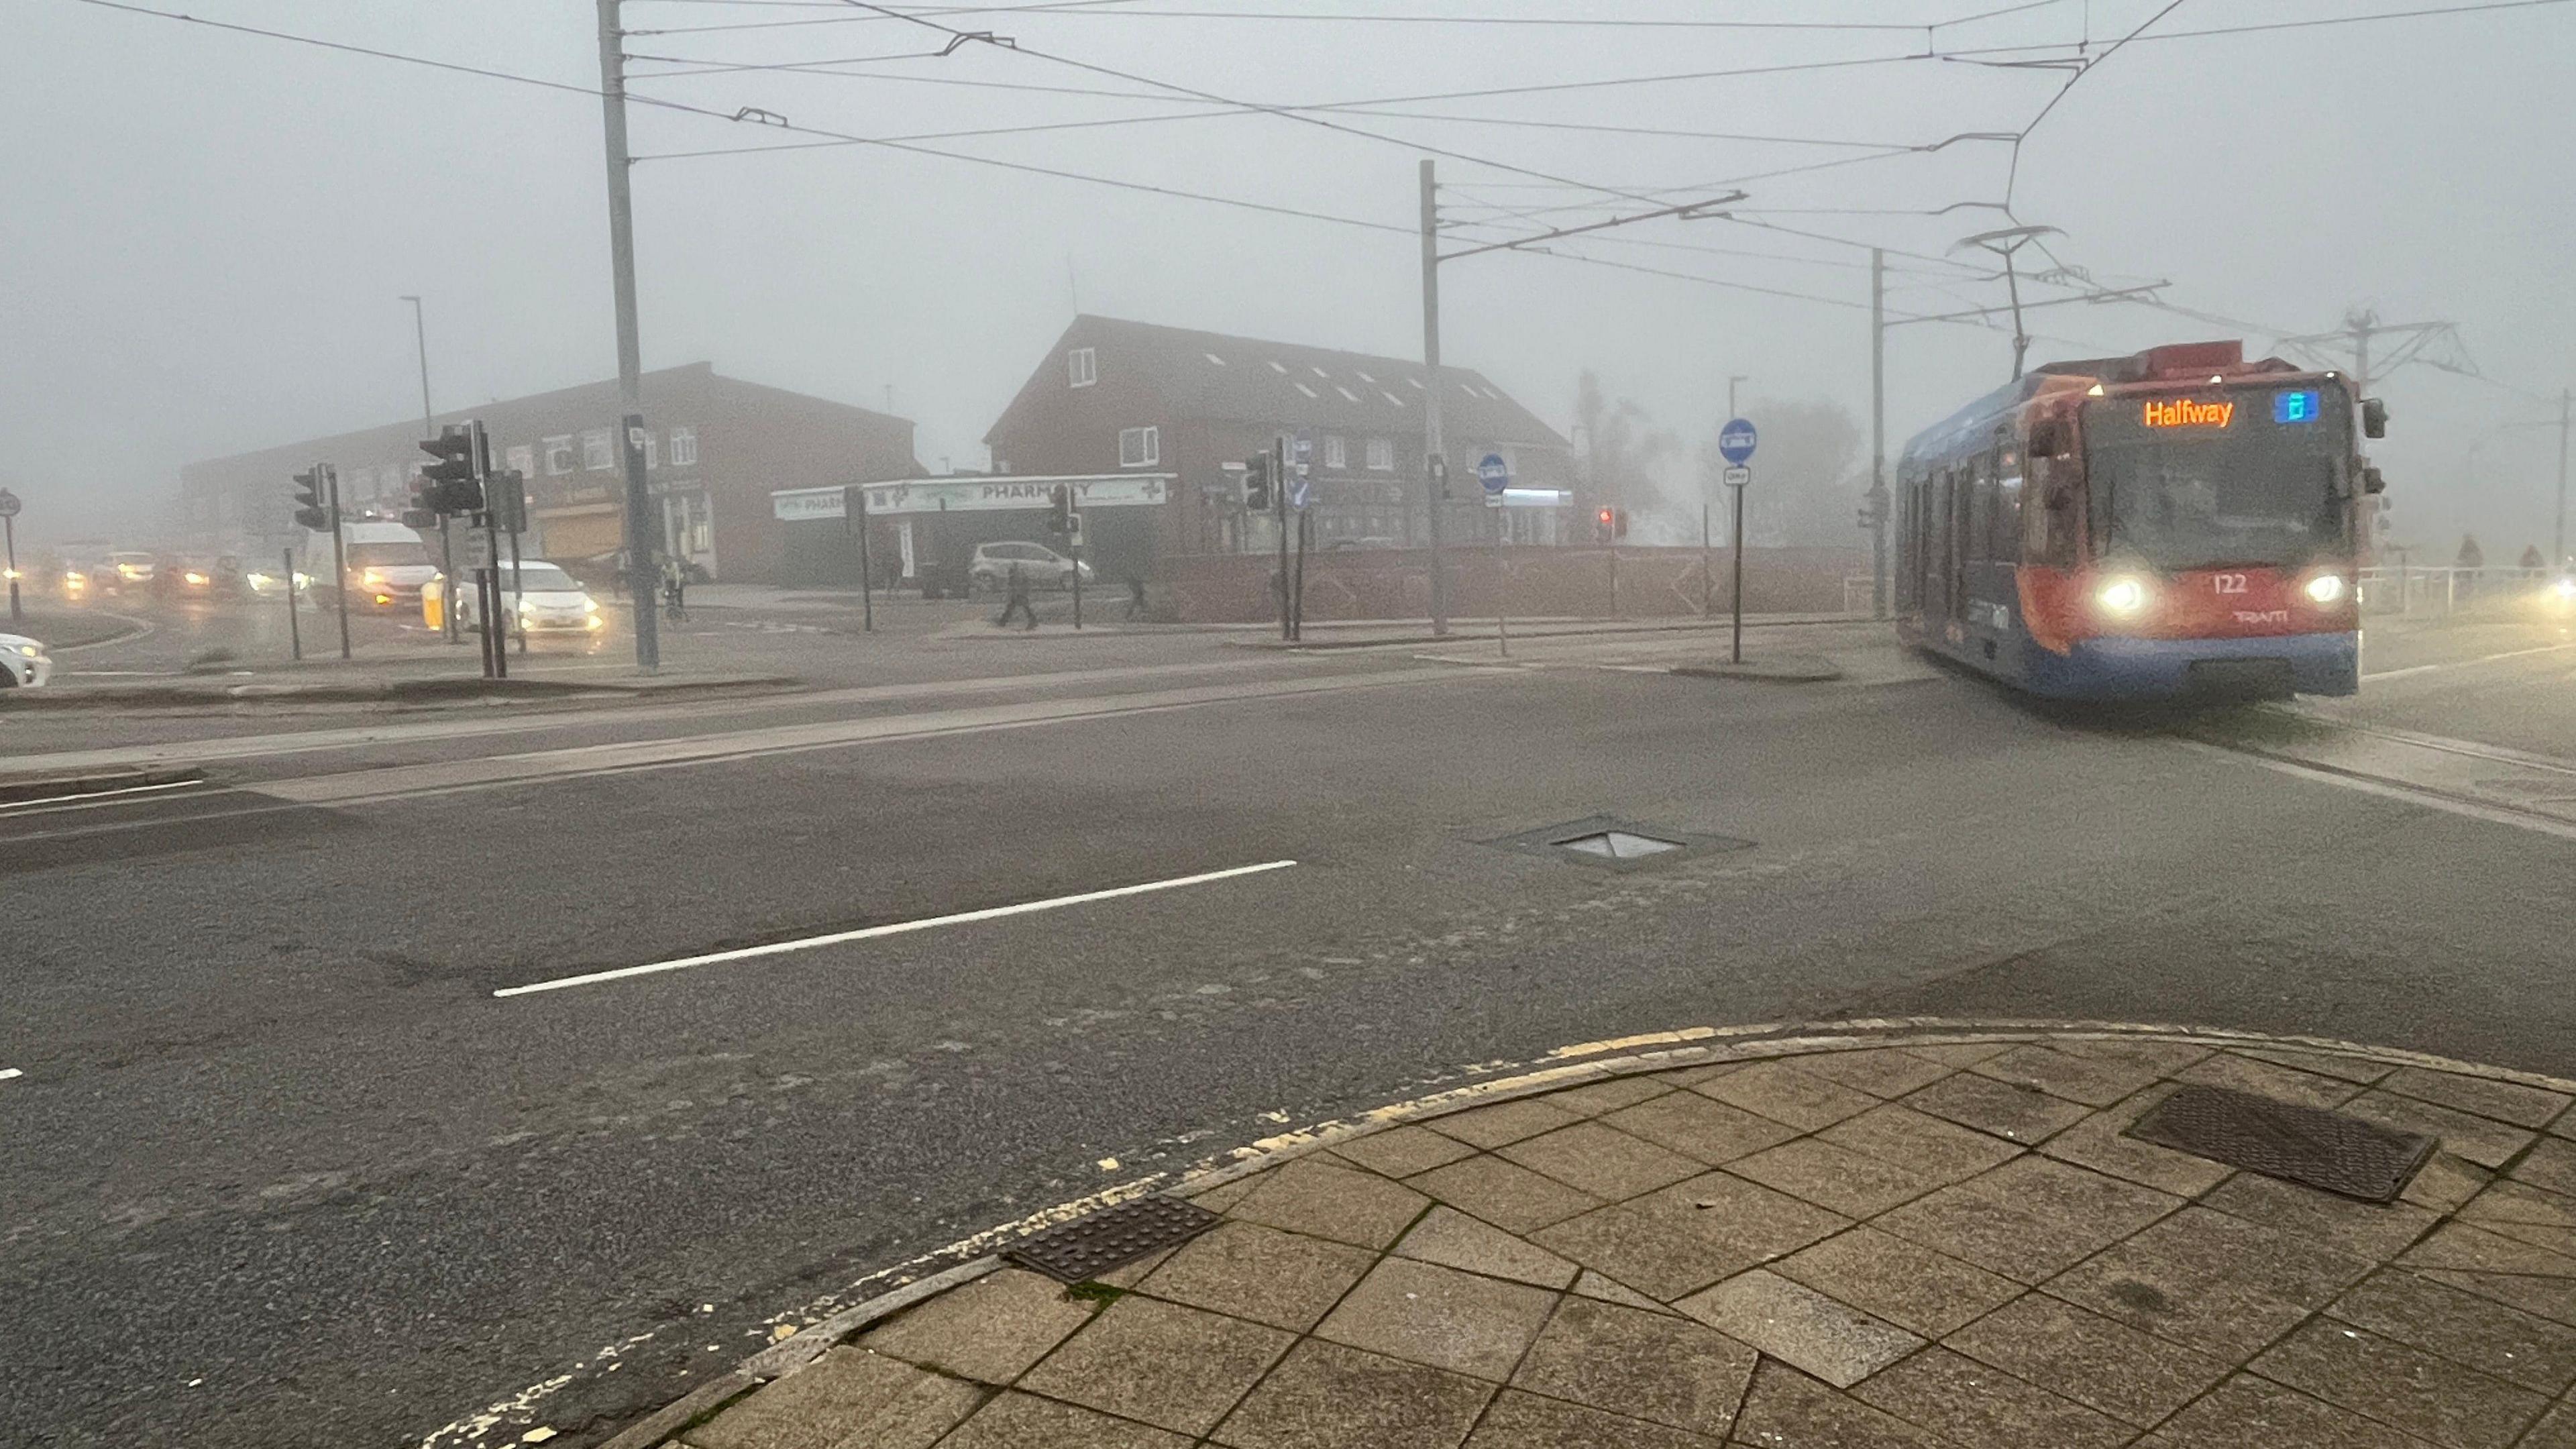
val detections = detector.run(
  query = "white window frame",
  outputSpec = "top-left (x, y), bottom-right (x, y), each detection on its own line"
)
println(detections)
top-left (1324, 435), bottom-right (1347, 470)
top-left (505, 444), bottom-right (533, 479)
top-left (1067, 347), bottom-right (1097, 388)
top-left (668, 426), bottom-right (698, 467)
top-left (643, 432), bottom-right (659, 470)
top-left (543, 435), bottom-right (575, 476)
top-left (582, 429), bottom-right (614, 472)
top-left (1366, 438), bottom-right (1395, 472)
top-left (1118, 425), bottom-right (1160, 468)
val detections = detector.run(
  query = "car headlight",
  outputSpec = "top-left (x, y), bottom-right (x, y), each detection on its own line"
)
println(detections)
top-left (184, 571), bottom-right (209, 586)
top-left (586, 615), bottom-right (606, 630)
top-left (292, 572), bottom-right (311, 588)
top-left (246, 572), bottom-right (272, 587)
top-left (2096, 576), bottom-right (2149, 617)
top-left (15, 643), bottom-right (38, 658)
top-left (2304, 574), bottom-right (2347, 604)
top-left (582, 597), bottom-right (600, 613)
top-left (361, 569), bottom-right (386, 586)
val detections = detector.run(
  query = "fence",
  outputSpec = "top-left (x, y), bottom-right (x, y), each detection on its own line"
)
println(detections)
top-left (2357, 566), bottom-right (2555, 616)
top-left (1154, 545), bottom-right (1871, 625)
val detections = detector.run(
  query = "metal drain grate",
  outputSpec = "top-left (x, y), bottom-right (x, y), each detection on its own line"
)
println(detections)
top-left (2126, 1085), bottom-right (2436, 1203)
top-left (1558, 830), bottom-right (1682, 860)
top-left (1003, 1195), bottom-right (1220, 1283)
top-left (1486, 816), bottom-right (1753, 872)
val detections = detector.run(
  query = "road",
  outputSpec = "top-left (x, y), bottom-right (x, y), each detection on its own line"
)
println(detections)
top-left (4, 598), bottom-right (2573, 1447)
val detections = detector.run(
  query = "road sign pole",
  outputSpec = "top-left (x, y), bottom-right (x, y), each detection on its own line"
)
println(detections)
top-left (851, 484), bottom-right (875, 633)
top-left (283, 547), bottom-right (303, 661)
top-left (1731, 480), bottom-right (1748, 665)
top-left (3, 513), bottom-right (19, 624)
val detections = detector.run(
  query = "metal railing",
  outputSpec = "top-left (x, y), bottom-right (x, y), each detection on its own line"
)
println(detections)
top-left (2357, 565), bottom-right (2555, 616)
top-left (1843, 576), bottom-right (1876, 615)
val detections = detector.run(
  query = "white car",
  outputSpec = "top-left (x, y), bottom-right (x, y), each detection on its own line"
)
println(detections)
top-left (969, 541), bottom-right (1093, 593)
top-left (423, 560), bottom-right (605, 635)
top-left (0, 633), bottom-right (54, 688)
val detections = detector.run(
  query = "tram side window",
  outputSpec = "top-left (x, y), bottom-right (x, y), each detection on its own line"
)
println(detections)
top-left (2024, 458), bottom-right (2075, 568)
top-left (1966, 458), bottom-right (1995, 564)
top-left (1993, 466), bottom-right (2023, 563)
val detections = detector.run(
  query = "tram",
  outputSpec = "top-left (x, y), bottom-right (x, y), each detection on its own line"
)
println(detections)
top-left (1894, 340), bottom-right (2385, 699)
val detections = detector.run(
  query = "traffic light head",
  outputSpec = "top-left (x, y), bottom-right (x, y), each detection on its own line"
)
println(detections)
top-left (1048, 484), bottom-right (1071, 535)
top-left (1613, 507), bottom-right (1629, 539)
top-left (418, 425), bottom-right (484, 514)
top-left (291, 466), bottom-right (333, 531)
top-left (1595, 507), bottom-right (1615, 542)
top-left (1241, 454), bottom-right (1271, 512)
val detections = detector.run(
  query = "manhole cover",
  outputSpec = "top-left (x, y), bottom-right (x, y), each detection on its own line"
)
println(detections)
top-left (2126, 1085), bottom-right (2436, 1203)
top-left (1003, 1195), bottom-right (1220, 1283)
top-left (1485, 815), bottom-right (1753, 871)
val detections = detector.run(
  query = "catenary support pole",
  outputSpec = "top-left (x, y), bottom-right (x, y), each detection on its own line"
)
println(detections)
top-left (598, 0), bottom-right (659, 673)
top-left (1869, 248), bottom-right (1890, 620)
top-left (1419, 159), bottom-right (1449, 637)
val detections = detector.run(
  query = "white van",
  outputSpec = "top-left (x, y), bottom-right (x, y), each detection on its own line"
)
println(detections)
top-left (309, 521), bottom-right (439, 610)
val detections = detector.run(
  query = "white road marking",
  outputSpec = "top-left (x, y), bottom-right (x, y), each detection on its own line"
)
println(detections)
top-left (493, 859), bottom-right (1300, 998)
top-left (0, 777), bottom-right (205, 814)
top-left (0, 1069), bottom-right (22, 1083)
top-left (2365, 641), bottom-right (2576, 681)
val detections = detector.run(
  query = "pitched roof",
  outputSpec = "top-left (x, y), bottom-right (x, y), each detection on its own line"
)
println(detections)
top-left (984, 315), bottom-right (1567, 447)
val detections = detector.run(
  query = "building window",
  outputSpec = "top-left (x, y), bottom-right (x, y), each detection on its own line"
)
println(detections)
top-left (505, 445), bottom-right (533, 479)
top-left (1366, 437), bottom-right (1395, 471)
top-left (582, 429), bottom-right (614, 471)
top-left (1067, 347), bottom-right (1097, 388)
top-left (643, 431), bottom-right (659, 471)
top-left (1118, 425), bottom-right (1159, 468)
top-left (1324, 436), bottom-right (1346, 470)
top-left (543, 435), bottom-right (575, 475)
top-left (669, 426), bottom-right (698, 467)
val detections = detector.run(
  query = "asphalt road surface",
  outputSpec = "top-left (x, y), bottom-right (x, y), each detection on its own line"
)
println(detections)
top-left (5, 603), bottom-right (2573, 1447)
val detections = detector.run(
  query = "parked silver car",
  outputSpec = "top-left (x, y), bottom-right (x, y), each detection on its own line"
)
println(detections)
top-left (969, 541), bottom-right (1092, 593)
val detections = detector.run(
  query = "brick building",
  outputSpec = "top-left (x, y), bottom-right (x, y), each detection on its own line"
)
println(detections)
top-left (178, 362), bottom-right (918, 582)
top-left (982, 315), bottom-right (1574, 559)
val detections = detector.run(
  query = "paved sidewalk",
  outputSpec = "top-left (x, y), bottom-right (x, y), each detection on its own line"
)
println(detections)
top-left (629, 1026), bottom-right (2576, 1448)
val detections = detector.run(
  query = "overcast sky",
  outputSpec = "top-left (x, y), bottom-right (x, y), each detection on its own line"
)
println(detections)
top-left (8, 0), bottom-right (2573, 556)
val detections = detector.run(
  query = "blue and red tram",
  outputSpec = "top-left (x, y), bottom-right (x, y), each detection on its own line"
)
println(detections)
top-left (1894, 340), bottom-right (2387, 700)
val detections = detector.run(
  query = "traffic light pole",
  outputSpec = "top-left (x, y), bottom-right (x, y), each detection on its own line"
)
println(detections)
top-left (597, 0), bottom-right (660, 674)
top-left (283, 547), bottom-right (303, 661)
top-left (328, 466), bottom-right (352, 661)
top-left (1274, 435), bottom-right (1292, 641)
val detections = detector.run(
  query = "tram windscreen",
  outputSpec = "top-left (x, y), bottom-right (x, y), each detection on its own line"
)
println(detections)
top-left (2084, 387), bottom-right (2349, 570)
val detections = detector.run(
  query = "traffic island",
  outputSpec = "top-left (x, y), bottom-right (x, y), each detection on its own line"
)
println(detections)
top-left (0, 670), bottom-right (802, 710)
top-left (1670, 654), bottom-right (1841, 683)
top-left (595, 1021), bottom-right (2576, 1449)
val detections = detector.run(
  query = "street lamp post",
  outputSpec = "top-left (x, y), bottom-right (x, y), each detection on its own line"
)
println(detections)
top-left (401, 294), bottom-right (460, 644)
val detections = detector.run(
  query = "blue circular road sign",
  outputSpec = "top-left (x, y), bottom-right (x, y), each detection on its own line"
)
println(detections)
top-left (1477, 453), bottom-right (1511, 494)
top-left (1717, 418), bottom-right (1758, 466)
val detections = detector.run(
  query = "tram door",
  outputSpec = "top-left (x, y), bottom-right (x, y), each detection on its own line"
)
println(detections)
top-left (1966, 427), bottom-right (2023, 638)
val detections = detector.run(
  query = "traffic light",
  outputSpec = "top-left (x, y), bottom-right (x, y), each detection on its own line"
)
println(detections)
top-left (292, 465), bottom-right (333, 531)
top-left (1613, 508), bottom-right (1629, 539)
top-left (418, 425), bottom-right (483, 515)
top-left (489, 469), bottom-right (527, 534)
top-left (1047, 484), bottom-right (1071, 536)
top-left (1241, 454), bottom-right (1271, 512)
top-left (1595, 507), bottom-right (1615, 543)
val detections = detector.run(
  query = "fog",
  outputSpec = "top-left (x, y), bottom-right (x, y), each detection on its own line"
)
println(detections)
top-left (8, 0), bottom-right (2572, 559)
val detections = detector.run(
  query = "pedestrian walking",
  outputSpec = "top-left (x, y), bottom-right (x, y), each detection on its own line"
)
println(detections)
top-left (997, 561), bottom-right (1038, 630)
top-left (661, 555), bottom-right (688, 623)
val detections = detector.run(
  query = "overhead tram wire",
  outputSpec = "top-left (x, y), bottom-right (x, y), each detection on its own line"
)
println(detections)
top-left (628, 0), bottom-right (2063, 35)
top-left (825, 1), bottom-right (1693, 209)
top-left (68, 0), bottom-right (1413, 240)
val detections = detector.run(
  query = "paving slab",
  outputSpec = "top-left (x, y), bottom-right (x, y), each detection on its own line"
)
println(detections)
top-left (616, 1028), bottom-right (2576, 1449)
top-left (1508, 1294), bottom-right (1758, 1436)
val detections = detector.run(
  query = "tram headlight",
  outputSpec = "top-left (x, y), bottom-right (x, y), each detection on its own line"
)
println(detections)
top-left (2096, 576), bottom-right (2149, 618)
top-left (2304, 573), bottom-right (2347, 604)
